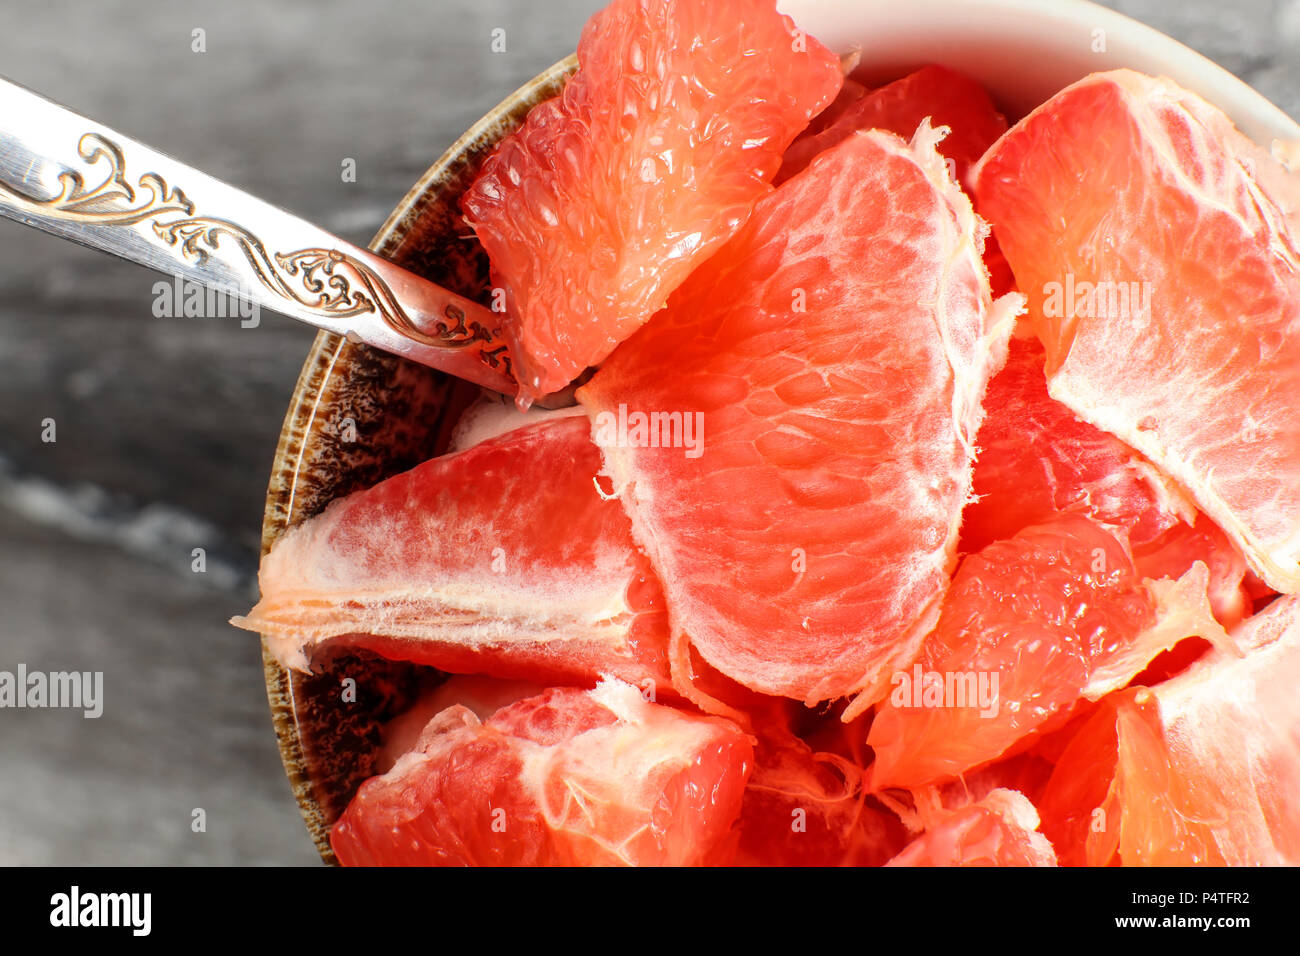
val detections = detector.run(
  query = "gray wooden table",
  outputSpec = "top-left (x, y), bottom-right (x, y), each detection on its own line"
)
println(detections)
top-left (0, 0), bottom-right (1294, 865)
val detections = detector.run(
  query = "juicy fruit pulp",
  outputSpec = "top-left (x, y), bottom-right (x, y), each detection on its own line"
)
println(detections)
top-left (886, 789), bottom-right (1057, 866)
top-left (1120, 595), bottom-right (1300, 865)
top-left (965, 336), bottom-right (1251, 625)
top-left (962, 338), bottom-right (1186, 554)
top-left (973, 69), bottom-right (1300, 594)
top-left (331, 680), bottom-right (754, 866)
top-left (778, 64), bottom-right (1012, 296)
top-left (461, 0), bottom-right (842, 403)
top-left (778, 65), bottom-right (1007, 186)
top-left (578, 127), bottom-right (1017, 706)
top-left (234, 416), bottom-right (672, 692)
top-left (1039, 596), bottom-right (1300, 865)
top-left (868, 513), bottom-right (1227, 790)
top-left (375, 674), bottom-right (545, 773)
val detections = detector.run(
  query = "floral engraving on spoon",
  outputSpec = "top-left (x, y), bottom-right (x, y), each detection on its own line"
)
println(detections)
top-left (0, 131), bottom-right (509, 370)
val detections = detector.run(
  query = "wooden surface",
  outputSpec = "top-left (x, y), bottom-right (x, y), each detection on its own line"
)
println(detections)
top-left (0, 0), bottom-right (1293, 864)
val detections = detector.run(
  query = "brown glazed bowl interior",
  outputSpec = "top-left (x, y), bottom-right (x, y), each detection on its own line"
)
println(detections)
top-left (259, 56), bottom-right (575, 863)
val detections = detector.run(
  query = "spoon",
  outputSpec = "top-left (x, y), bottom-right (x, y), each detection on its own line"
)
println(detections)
top-left (0, 76), bottom-right (517, 395)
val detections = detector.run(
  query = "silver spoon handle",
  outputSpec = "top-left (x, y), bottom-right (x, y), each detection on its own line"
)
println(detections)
top-left (0, 76), bottom-right (516, 394)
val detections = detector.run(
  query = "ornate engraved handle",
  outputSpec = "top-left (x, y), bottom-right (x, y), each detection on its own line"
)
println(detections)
top-left (0, 78), bottom-right (515, 393)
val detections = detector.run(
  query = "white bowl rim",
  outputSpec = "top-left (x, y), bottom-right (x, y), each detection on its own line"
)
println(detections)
top-left (781, 0), bottom-right (1300, 147)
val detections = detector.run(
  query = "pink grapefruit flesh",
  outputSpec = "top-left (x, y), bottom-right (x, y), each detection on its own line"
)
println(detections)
top-left (461, 0), bottom-right (842, 403)
top-left (885, 789), bottom-right (1057, 867)
top-left (973, 69), bottom-right (1300, 594)
top-left (869, 513), bottom-right (1228, 790)
top-left (965, 336), bottom-right (1251, 625)
top-left (778, 65), bottom-right (1007, 186)
top-left (577, 126), bottom-right (1018, 707)
top-left (331, 679), bottom-right (754, 866)
top-left (233, 416), bottom-right (672, 693)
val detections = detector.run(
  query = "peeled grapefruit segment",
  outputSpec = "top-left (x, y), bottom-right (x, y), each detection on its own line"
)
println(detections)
top-left (1041, 596), bottom-right (1300, 865)
top-left (1121, 595), bottom-right (1300, 864)
top-left (972, 69), bottom-right (1300, 593)
top-left (233, 416), bottom-right (672, 692)
top-left (578, 126), bottom-right (1018, 706)
top-left (778, 65), bottom-right (1007, 186)
top-left (461, 0), bottom-right (842, 403)
top-left (964, 336), bottom-right (1250, 625)
top-left (868, 514), bottom-right (1230, 790)
top-left (885, 789), bottom-right (1057, 867)
top-left (375, 674), bottom-right (545, 773)
top-left (776, 65), bottom-right (1010, 295)
top-left (1035, 691), bottom-right (1135, 867)
top-left (962, 338), bottom-right (1189, 554)
top-left (331, 679), bottom-right (754, 866)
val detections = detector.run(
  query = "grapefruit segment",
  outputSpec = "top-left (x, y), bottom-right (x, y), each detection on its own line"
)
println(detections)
top-left (233, 416), bottom-right (673, 692)
top-left (461, 0), bottom-right (843, 403)
top-left (868, 514), bottom-right (1229, 790)
top-left (778, 65), bottom-right (1007, 186)
top-left (885, 789), bottom-right (1057, 867)
top-left (963, 336), bottom-right (1250, 625)
top-left (331, 679), bottom-right (754, 866)
top-left (578, 126), bottom-right (1018, 706)
top-left (376, 675), bottom-right (546, 773)
top-left (972, 69), bottom-right (1300, 593)
top-left (1040, 596), bottom-right (1300, 865)
top-left (1035, 693), bottom-right (1133, 867)
top-left (1119, 594), bottom-right (1300, 865)
top-left (777, 64), bottom-right (1011, 295)
top-left (962, 337), bottom-right (1190, 554)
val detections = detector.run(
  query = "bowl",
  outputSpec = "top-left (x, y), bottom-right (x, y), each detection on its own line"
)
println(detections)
top-left (257, 0), bottom-right (1300, 863)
